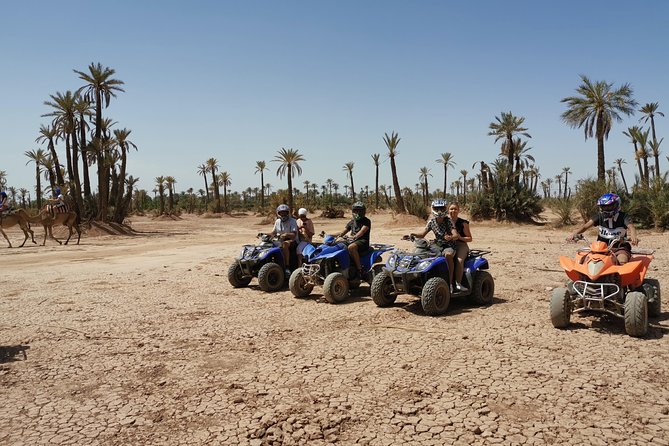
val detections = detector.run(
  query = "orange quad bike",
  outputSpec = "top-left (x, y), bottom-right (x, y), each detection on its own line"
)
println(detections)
top-left (550, 236), bottom-right (661, 337)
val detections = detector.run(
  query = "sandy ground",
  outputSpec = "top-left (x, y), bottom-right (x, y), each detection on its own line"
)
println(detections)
top-left (1, 210), bottom-right (668, 446)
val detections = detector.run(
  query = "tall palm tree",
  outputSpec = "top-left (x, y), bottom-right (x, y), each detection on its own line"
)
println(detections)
top-left (43, 91), bottom-right (79, 194)
top-left (197, 163), bottom-right (210, 203)
top-left (74, 96), bottom-right (94, 198)
top-left (74, 62), bottom-right (125, 220)
top-left (383, 131), bottom-right (405, 212)
top-left (35, 124), bottom-right (65, 186)
top-left (639, 102), bottom-right (664, 175)
top-left (488, 112), bottom-right (531, 187)
top-left (206, 158), bottom-right (221, 212)
top-left (545, 177), bottom-right (553, 198)
top-left (273, 148), bottom-right (304, 212)
top-left (459, 170), bottom-right (468, 204)
top-left (25, 149), bottom-right (47, 208)
top-left (635, 128), bottom-right (651, 187)
top-left (623, 126), bottom-right (645, 184)
top-left (42, 156), bottom-right (57, 192)
top-left (649, 138), bottom-right (664, 179)
top-left (371, 154), bottom-right (381, 208)
top-left (436, 152), bottom-right (456, 199)
top-left (255, 160), bottom-right (267, 209)
top-left (555, 174), bottom-right (563, 198)
top-left (219, 171), bottom-right (231, 212)
top-left (614, 158), bottom-right (629, 194)
top-left (343, 162), bottom-right (356, 200)
top-left (562, 167), bottom-right (572, 199)
top-left (165, 176), bottom-right (176, 213)
top-left (512, 139), bottom-right (535, 184)
top-left (561, 75), bottom-right (637, 181)
top-left (112, 128), bottom-right (137, 222)
top-left (155, 176), bottom-right (166, 215)
top-left (419, 167), bottom-right (431, 206)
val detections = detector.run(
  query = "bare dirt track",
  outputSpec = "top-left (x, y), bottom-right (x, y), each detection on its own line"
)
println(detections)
top-left (1, 211), bottom-right (669, 446)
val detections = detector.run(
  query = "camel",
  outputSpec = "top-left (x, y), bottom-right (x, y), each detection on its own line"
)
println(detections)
top-left (0, 211), bottom-right (37, 248)
top-left (20, 208), bottom-right (82, 246)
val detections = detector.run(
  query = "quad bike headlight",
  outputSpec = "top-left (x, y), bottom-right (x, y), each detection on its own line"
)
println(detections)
top-left (588, 260), bottom-right (604, 276)
top-left (415, 259), bottom-right (432, 272)
top-left (387, 255), bottom-right (397, 269)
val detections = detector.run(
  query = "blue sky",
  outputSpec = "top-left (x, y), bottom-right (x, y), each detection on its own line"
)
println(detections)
top-left (1, 1), bottom-right (667, 197)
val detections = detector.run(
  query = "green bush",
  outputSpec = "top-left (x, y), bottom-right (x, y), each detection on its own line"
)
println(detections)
top-left (572, 179), bottom-right (612, 223)
top-left (548, 198), bottom-right (575, 226)
top-left (626, 176), bottom-right (669, 229)
top-left (468, 184), bottom-right (543, 222)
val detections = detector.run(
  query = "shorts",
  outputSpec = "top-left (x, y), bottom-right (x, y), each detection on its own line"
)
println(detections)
top-left (455, 241), bottom-right (469, 259)
top-left (348, 239), bottom-right (370, 254)
top-left (435, 241), bottom-right (456, 256)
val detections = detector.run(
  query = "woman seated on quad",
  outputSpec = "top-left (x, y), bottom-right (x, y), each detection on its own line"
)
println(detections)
top-left (569, 193), bottom-right (638, 265)
top-left (448, 203), bottom-right (473, 291)
top-left (409, 199), bottom-right (460, 290)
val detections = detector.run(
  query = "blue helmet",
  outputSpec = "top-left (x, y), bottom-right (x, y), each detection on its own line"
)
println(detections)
top-left (597, 193), bottom-right (621, 218)
top-left (0, 191), bottom-right (6, 199)
top-left (431, 199), bottom-right (446, 217)
top-left (55, 187), bottom-right (61, 195)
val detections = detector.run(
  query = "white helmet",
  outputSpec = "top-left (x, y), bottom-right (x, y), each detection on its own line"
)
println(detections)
top-left (276, 204), bottom-right (290, 222)
top-left (298, 208), bottom-right (308, 217)
top-left (431, 199), bottom-right (446, 217)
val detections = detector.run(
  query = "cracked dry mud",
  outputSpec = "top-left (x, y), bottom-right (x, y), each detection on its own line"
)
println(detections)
top-left (1, 212), bottom-right (668, 446)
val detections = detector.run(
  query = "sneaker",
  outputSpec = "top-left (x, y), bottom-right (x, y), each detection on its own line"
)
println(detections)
top-left (455, 283), bottom-right (468, 292)
top-left (284, 268), bottom-right (291, 277)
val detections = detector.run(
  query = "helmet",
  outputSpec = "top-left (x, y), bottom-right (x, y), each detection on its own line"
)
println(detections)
top-left (352, 202), bottom-right (366, 219)
top-left (276, 204), bottom-right (290, 222)
top-left (55, 187), bottom-right (61, 195)
top-left (431, 199), bottom-right (446, 217)
top-left (597, 193), bottom-right (620, 218)
top-left (298, 207), bottom-right (308, 217)
top-left (0, 191), bottom-right (6, 198)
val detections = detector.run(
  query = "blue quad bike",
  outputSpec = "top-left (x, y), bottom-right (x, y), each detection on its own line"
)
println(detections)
top-left (289, 233), bottom-right (394, 303)
top-left (227, 233), bottom-right (299, 292)
top-left (370, 237), bottom-right (495, 316)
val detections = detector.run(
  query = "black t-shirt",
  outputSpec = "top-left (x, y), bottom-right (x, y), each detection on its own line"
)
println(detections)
top-left (591, 211), bottom-right (631, 242)
top-left (345, 216), bottom-right (371, 241)
top-left (452, 217), bottom-right (469, 238)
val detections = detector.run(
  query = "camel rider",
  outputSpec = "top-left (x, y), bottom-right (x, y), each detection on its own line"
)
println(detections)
top-left (0, 191), bottom-right (10, 215)
top-left (47, 187), bottom-right (66, 216)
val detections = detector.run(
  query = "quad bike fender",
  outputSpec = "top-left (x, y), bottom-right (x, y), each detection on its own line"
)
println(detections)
top-left (302, 244), bottom-right (317, 259)
top-left (617, 258), bottom-right (651, 288)
top-left (559, 256), bottom-right (584, 282)
top-left (424, 256), bottom-right (449, 273)
top-left (466, 257), bottom-right (489, 271)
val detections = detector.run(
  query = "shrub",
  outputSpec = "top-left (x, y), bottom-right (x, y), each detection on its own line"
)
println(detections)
top-left (468, 184), bottom-right (543, 222)
top-left (549, 198), bottom-right (575, 226)
top-left (572, 179), bottom-right (611, 223)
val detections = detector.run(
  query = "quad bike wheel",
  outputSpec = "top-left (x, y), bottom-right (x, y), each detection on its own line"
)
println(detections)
top-left (550, 287), bottom-right (572, 328)
top-left (289, 269), bottom-right (314, 298)
top-left (258, 262), bottom-right (285, 292)
top-left (624, 291), bottom-right (648, 337)
top-left (421, 277), bottom-right (451, 316)
top-left (370, 270), bottom-right (397, 307)
top-left (642, 278), bottom-right (661, 317)
top-left (323, 272), bottom-right (349, 303)
top-left (471, 271), bottom-right (495, 305)
top-left (227, 262), bottom-right (252, 288)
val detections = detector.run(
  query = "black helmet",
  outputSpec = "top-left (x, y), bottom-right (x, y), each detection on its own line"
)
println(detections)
top-left (352, 202), bottom-right (366, 219)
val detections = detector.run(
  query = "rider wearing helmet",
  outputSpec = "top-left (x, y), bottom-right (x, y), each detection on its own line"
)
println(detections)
top-left (269, 204), bottom-right (300, 273)
top-left (296, 207), bottom-right (315, 267)
top-left (569, 193), bottom-right (638, 264)
top-left (47, 186), bottom-right (66, 216)
top-left (0, 191), bottom-right (10, 214)
top-left (409, 199), bottom-right (458, 290)
top-left (335, 202), bottom-right (371, 278)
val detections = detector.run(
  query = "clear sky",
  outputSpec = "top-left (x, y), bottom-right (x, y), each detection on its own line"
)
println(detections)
top-left (2, 0), bottom-right (667, 197)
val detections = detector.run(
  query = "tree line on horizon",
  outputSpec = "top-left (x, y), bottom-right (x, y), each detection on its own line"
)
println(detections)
top-left (3, 68), bottom-right (666, 228)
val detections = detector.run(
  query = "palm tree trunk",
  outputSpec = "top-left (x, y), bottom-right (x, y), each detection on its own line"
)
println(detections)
top-left (506, 136), bottom-right (514, 188)
top-left (35, 164), bottom-right (42, 209)
top-left (619, 168), bottom-right (629, 194)
top-left (79, 111), bottom-right (92, 198)
top-left (596, 112), bottom-right (606, 182)
top-left (287, 170), bottom-right (294, 212)
top-left (349, 176), bottom-right (355, 201)
top-left (442, 166), bottom-right (447, 199)
top-left (114, 148), bottom-right (127, 223)
top-left (390, 157), bottom-right (405, 212)
top-left (47, 138), bottom-right (65, 186)
top-left (260, 171), bottom-right (265, 209)
top-left (375, 166), bottom-right (380, 208)
top-left (643, 157), bottom-right (650, 188)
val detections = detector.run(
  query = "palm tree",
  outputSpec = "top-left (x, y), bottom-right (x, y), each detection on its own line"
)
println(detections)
top-left (459, 170), bottom-right (469, 204)
top-left (561, 75), bottom-right (637, 181)
top-left (562, 167), bottom-right (572, 199)
top-left (512, 139), bottom-right (535, 183)
top-left (155, 176), bottom-right (166, 215)
top-left (19, 188), bottom-right (28, 208)
top-left (383, 131), bottom-right (405, 212)
top-left (371, 153), bottom-right (381, 208)
top-left (555, 175), bottom-right (563, 198)
top-left (42, 156), bottom-right (57, 192)
top-left (74, 96), bottom-right (94, 198)
top-left (25, 148), bottom-right (47, 208)
top-left (197, 163), bottom-right (210, 203)
top-left (614, 158), bottom-right (629, 194)
top-left (623, 126), bottom-right (645, 184)
top-left (112, 128), bottom-right (137, 222)
top-left (488, 112), bottom-right (531, 187)
top-left (436, 152), bottom-right (456, 199)
top-left (206, 158), bottom-right (221, 212)
top-left (164, 176), bottom-right (176, 213)
top-left (649, 138), bottom-right (664, 180)
top-left (635, 128), bottom-right (652, 187)
top-left (273, 148), bottom-right (305, 212)
top-left (418, 167), bottom-right (431, 206)
top-left (343, 162), bottom-right (355, 200)
top-left (219, 171), bottom-right (231, 212)
top-left (35, 124), bottom-right (65, 186)
top-left (545, 178), bottom-right (553, 198)
top-left (255, 160), bottom-right (267, 209)
top-left (74, 62), bottom-right (125, 220)
top-left (639, 102), bottom-right (664, 176)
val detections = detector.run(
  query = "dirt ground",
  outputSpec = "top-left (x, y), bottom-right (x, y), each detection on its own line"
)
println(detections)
top-left (1, 210), bottom-right (668, 446)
